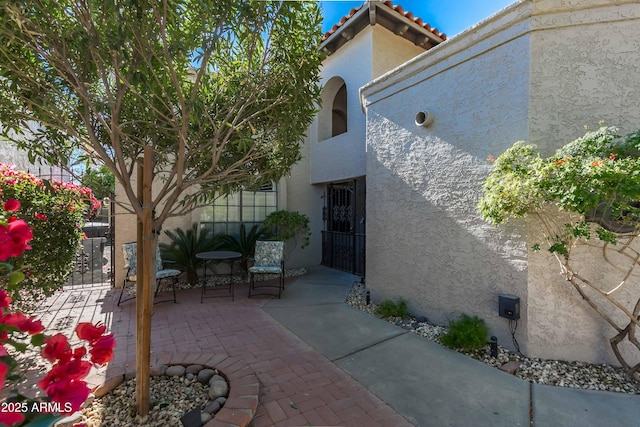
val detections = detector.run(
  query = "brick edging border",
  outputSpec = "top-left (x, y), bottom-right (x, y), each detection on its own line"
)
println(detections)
top-left (91, 352), bottom-right (259, 427)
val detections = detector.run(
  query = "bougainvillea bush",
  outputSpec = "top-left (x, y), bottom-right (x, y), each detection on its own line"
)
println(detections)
top-left (478, 126), bottom-right (640, 378)
top-left (0, 164), bottom-right (100, 309)
top-left (0, 198), bottom-right (115, 426)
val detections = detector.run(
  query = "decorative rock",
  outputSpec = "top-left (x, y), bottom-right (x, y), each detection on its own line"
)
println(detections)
top-left (208, 374), bottom-right (225, 387)
top-left (208, 380), bottom-right (229, 400)
top-left (198, 369), bottom-right (216, 384)
top-left (186, 373), bottom-right (195, 381)
top-left (214, 396), bottom-right (226, 406)
top-left (203, 401), bottom-right (221, 415)
top-left (416, 315), bottom-right (428, 323)
top-left (54, 411), bottom-right (84, 427)
top-left (179, 408), bottom-right (201, 427)
top-left (166, 365), bottom-right (186, 376)
top-left (124, 370), bottom-right (136, 380)
top-left (150, 364), bottom-right (168, 376)
top-left (186, 364), bottom-right (203, 375)
top-left (499, 361), bottom-right (521, 375)
top-left (93, 375), bottom-right (123, 398)
top-left (201, 412), bottom-right (212, 424)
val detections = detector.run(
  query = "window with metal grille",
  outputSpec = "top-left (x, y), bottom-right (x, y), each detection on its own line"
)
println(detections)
top-left (199, 182), bottom-right (277, 236)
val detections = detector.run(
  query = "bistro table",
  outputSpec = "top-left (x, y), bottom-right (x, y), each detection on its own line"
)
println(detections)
top-left (196, 251), bottom-right (242, 302)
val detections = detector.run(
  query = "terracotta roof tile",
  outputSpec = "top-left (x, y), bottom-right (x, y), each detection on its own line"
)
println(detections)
top-left (322, 0), bottom-right (446, 42)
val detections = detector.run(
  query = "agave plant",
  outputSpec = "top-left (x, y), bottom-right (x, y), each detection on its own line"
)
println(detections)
top-left (160, 224), bottom-right (224, 285)
top-left (220, 224), bottom-right (267, 271)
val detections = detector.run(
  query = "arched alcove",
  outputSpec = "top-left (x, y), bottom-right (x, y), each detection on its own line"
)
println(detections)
top-left (318, 77), bottom-right (348, 142)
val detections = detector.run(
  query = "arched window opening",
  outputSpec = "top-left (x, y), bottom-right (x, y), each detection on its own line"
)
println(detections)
top-left (332, 83), bottom-right (347, 137)
top-left (318, 77), bottom-right (347, 142)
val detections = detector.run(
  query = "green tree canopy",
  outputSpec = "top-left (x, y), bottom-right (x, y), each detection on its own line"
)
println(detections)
top-left (0, 0), bottom-right (323, 226)
top-left (0, 0), bottom-right (323, 415)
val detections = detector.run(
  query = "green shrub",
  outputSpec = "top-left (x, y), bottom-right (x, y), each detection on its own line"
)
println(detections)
top-left (0, 163), bottom-right (100, 309)
top-left (263, 210), bottom-right (311, 249)
top-left (220, 224), bottom-right (267, 270)
top-left (440, 314), bottom-right (489, 351)
top-left (374, 299), bottom-right (409, 318)
top-left (160, 224), bottom-right (225, 284)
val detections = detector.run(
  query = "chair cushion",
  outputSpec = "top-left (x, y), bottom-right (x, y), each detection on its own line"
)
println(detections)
top-left (248, 266), bottom-right (283, 274)
top-left (157, 269), bottom-right (181, 279)
top-left (253, 241), bottom-right (284, 267)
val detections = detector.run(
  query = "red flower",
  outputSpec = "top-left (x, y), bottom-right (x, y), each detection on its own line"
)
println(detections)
top-left (73, 346), bottom-right (87, 359)
top-left (0, 219), bottom-right (33, 261)
top-left (3, 199), bottom-right (20, 212)
top-left (75, 322), bottom-right (106, 343)
top-left (41, 333), bottom-right (71, 363)
top-left (1, 312), bottom-right (44, 334)
top-left (0, 289), bottom-right (11, 309)
top-left (0, 362), bottom-right (7, 392)
top-left (89, 334), bottom-right (115, 365)
top-left (42, 378), bottom-right (90, 413)
top-left (34, 213), bottom-right (47, 221)
top-left (0, 410), bottom-right (24, 426)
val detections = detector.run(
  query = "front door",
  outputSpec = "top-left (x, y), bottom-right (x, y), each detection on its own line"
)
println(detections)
top-left (322, 178), bottom-right (365, 275)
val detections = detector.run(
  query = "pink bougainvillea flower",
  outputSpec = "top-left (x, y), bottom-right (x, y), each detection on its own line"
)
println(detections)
top-left (0, 219), bottom-right (33, 261)
top-left (0, 361), bottom-right (7, 392)
top-left (73, 345), bottom-right (87, 359)
top-left (89, 334), bottom-right (115, 365)
top-left (0, 289), bottom-right (12, 309)
top-left (42, 378), bottom-right (90, 413)
top-left (41, 333), bottom-right (71, 363)
top-left (34, 212), bottom-right (47, 221)
top-left (75, 322), bottom-right (106, 343)
top-left (0, 409), bottom-right (25, 425)
top-left (3, 199), bottom-right (20, 212)
top-left (1, 312), bottom-right (44, 334)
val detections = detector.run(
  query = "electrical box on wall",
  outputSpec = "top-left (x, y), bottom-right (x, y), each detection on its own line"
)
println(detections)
top-left (498, 294), bottom-right (520, 320)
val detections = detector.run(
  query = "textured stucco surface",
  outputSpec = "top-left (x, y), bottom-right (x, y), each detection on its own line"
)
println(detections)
top-left (362, 0), bottom-right (640, 364)
top-left (525, 0), bottom-right (640, 363)
top-left (309, 29), bottom-right (372, 185)
top-left (363, 13), bottom-right (532, 353)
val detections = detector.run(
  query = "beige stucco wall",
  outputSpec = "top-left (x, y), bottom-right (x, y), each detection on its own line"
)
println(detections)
top-left (371, 25), bottom-right (428, 80)
top-left (525, 0), bottom-right (640, 364)
top-left (309, 28), bottom-right (373, 185)
top-left (288, 22), bottom-right (438, 268)
top-left (361, 0), bottom-right (640, 365)
top-left (113, 170), bottom-right (193, 288)
top-left (362, 0), bottom-right (532, 356)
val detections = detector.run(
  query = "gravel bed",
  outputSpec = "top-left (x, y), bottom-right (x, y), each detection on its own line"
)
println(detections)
top-left (347, 281), bottom-right (640, 394)
top-left (82, 375), bottom-right (209, 427)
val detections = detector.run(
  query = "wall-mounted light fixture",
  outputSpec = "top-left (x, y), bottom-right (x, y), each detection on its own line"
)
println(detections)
top-left (415, 110), bottom-right (435, 128)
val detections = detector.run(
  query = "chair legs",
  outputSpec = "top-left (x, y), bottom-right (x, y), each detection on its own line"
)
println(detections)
top-left (118, 277), bottom-right (177, 306)
top-left (247, 271), bottom-right (283, 299)
top-left (117, 278), bottom-right (135, 306)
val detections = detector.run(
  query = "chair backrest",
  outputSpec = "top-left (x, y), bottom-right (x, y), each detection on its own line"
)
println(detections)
top-left (254, 240), bottom-right (284, 267)
top-left (122, 242), bottom-right (164, 276)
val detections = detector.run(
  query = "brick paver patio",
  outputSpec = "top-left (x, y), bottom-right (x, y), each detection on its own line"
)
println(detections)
top-left (29, 278), bottom-right (414, 426)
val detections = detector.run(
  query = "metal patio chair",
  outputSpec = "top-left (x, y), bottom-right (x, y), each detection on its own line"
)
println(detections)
top-left (117, 242), bottom-right (180, 306)
top-left (248, 240), bottom-right (285, 299)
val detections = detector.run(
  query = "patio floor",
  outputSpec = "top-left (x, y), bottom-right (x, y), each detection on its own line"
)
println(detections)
top-left (27, 274), bottom-right (413, 427)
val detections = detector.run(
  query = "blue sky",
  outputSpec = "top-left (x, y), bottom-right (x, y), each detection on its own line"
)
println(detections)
top-left (320, 0), bottom-right (516, 38)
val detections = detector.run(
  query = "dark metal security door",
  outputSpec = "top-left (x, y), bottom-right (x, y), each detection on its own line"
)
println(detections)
top-left (322, 178), bottom-right (365, 275)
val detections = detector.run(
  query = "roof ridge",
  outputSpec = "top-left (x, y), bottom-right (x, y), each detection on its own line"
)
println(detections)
top-left (322, 0), bottom-right (446, 42)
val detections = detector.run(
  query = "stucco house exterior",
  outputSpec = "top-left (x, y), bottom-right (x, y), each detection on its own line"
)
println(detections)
top-left (113, 0), bottom-right (640, 366)
top-left (358, 0), bottom-right (640, 365)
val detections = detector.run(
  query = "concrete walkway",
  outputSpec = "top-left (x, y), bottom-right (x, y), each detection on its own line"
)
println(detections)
top-left (263, 267), bottom-right (640, 427)
top-left (29, 266), bottom-right (640, 426)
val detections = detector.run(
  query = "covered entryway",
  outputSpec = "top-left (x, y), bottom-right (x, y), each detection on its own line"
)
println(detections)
top-left (322, 177), bottom-right (365, 275)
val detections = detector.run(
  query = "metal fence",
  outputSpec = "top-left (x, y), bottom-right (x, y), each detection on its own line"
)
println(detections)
top-left (30, 167), bottom-right (115, 288)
